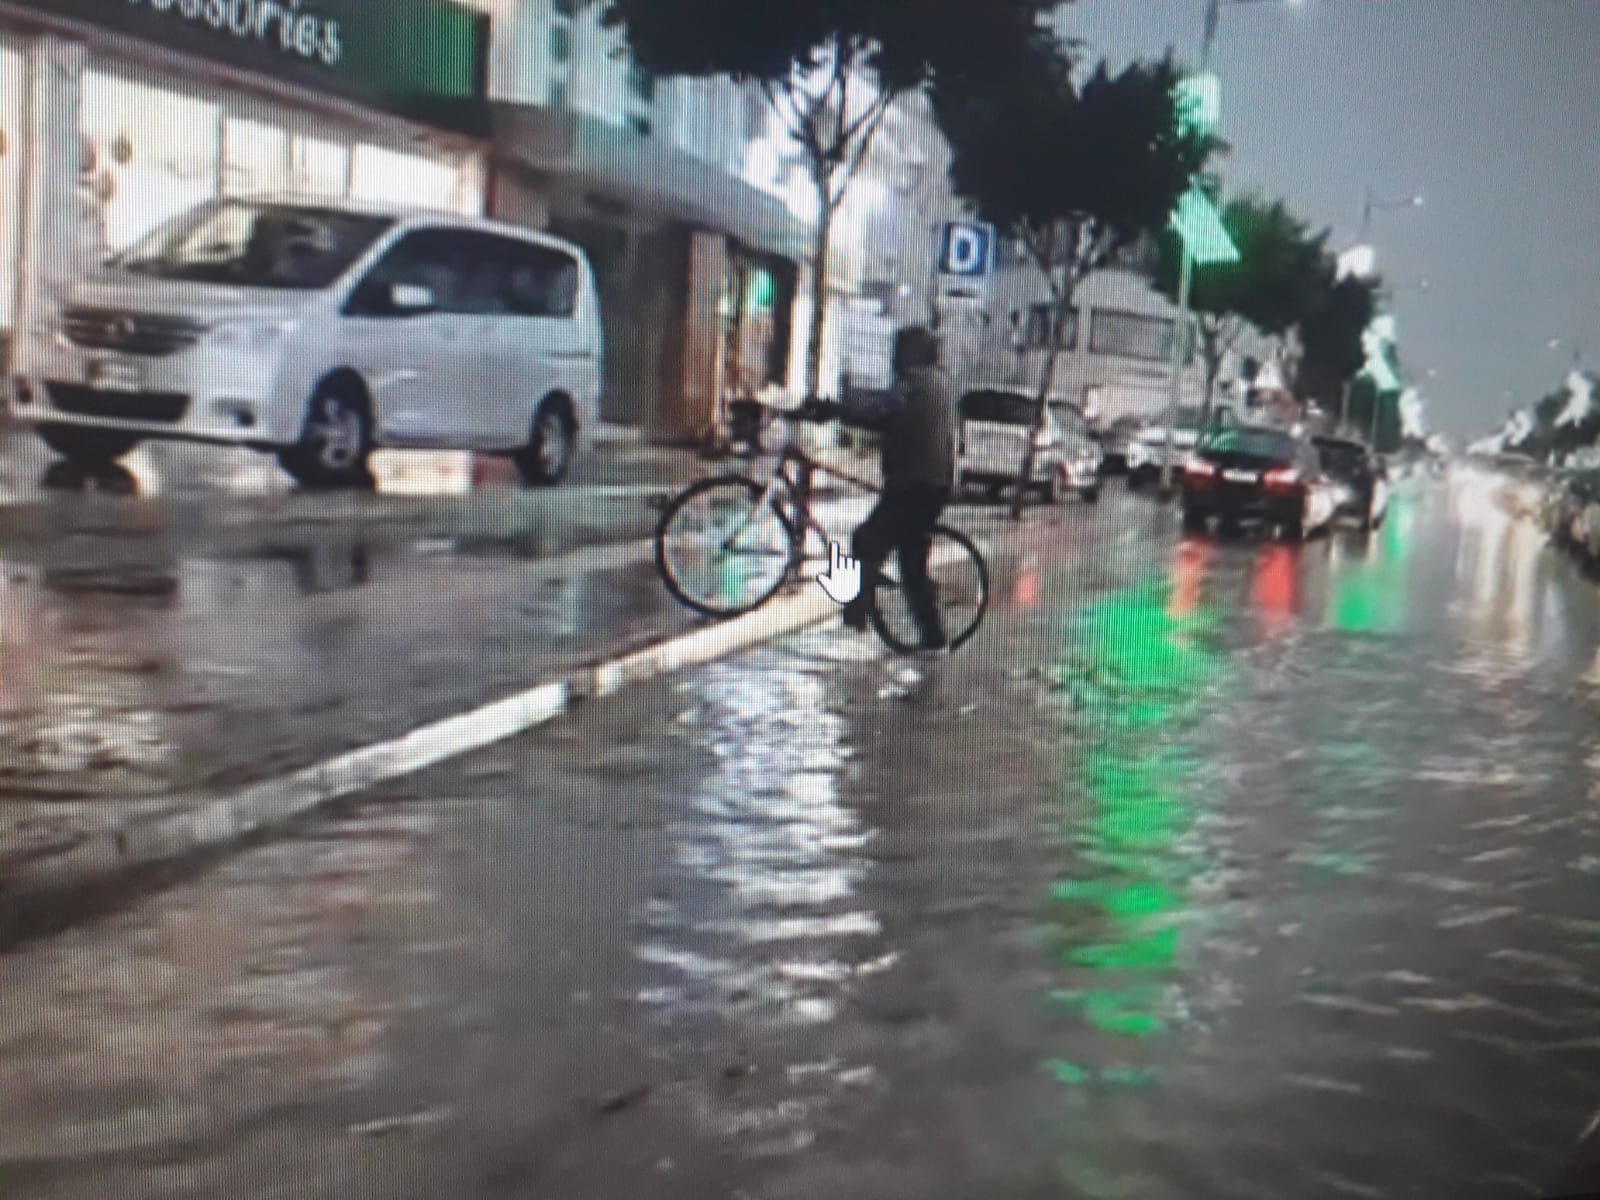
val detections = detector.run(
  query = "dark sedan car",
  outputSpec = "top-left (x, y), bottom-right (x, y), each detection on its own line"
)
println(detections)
top-left (1180, 426), bottom-right (1340, 540)
top-left (1312, 436), bottom-right (1390, 531)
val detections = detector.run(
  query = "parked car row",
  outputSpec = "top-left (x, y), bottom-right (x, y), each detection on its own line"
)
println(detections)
top-left (1123, 405), bottom-right (1236, 490)
top-left (954, 386), bottom-right (1102, 504)
top-left (1537, 467), bottom-right (1600, 572)
top-left (947, 389), bottom-right (1397, 543)
top-left (1179, 426), bottom-right (1389, 542)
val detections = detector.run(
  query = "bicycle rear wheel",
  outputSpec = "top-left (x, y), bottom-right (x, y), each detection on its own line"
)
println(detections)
top-left (655, 474), bottom-right (799, 617)
top-left (869, 525), bottom-right (989, 654)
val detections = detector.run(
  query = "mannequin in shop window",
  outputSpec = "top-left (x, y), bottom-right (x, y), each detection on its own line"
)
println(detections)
top-left (76, 136), bottom-right (113, 277)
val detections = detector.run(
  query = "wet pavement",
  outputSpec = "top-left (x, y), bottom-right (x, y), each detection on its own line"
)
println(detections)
top-left (0, 420), bottom-right (727, 565)
top-left (3, 475), bottom-right (1600, 1199)
top-left (0, 477), bottom-right (874, 874)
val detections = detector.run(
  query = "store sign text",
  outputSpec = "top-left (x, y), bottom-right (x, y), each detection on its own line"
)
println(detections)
top-left (126, 0), bottom-right (343, 68)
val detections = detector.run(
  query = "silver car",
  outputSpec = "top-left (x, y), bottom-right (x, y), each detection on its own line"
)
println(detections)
top-left (956, 387), bottom-right (1102, 504)
top-left (1126, 405), bottom-right (1236, 489)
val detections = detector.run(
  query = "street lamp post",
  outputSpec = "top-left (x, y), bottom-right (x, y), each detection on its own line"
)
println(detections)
top-left (1360, 189), bottom-right (1424, 240)
top-left (1201, 0), bottom-right (1302, 68)
top-left (1161, 0), bottom-right (1300, 496)
top-left (1548, 337), bottom-right (1584, 370)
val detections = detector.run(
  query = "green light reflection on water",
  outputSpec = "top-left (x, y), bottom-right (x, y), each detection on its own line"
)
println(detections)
top-left (1044, 570), bottom-right (1226, 1091)
top-left (1330, 491), bottom-right (1417, 634)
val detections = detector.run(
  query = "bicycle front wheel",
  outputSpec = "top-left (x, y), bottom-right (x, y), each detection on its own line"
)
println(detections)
top-left (655, 474), bottom-right (800, 617)
top-left (869, 525), bottom-right (989, 654)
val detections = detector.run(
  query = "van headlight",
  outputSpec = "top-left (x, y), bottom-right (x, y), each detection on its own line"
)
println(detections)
top-left (207, 317), bottom-right (297, 354)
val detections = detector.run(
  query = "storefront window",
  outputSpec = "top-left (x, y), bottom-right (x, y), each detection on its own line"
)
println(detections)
top-left (288, 136), bottom-right (350, 198)
top-left (350, 144), bottom-right (459, 212)
top-left (550, 24), bottom-right (572, 64)
top-left (0, 42), bottom-right (27, 328)
top-left (81, 71), bottom-right (221, 251)
top-left (222, 117), bottom-right (288, 197)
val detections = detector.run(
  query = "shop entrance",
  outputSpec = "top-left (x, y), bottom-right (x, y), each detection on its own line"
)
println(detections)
top-left (75, 69), bottom-right (477, 256)
top-left (1, 40), bottom-right (29, 351)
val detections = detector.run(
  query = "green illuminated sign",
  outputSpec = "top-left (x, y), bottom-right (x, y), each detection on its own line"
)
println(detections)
top-left (747, 269), bottom-right (775, 312)
top-left (1170, 187), bottom-right (1240, 266)
top-left (1174, 72), bottom-right (1222, 138)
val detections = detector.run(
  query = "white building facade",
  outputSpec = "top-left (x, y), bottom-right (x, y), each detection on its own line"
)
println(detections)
top-left (477, 1), bottom-right (967, 440)
top-left (0, 0), bottom-right (492, 375)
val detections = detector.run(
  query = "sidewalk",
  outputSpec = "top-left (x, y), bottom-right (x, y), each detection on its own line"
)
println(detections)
top-left (0, 425), bottom-right (875, 557)
top-left (0, 493), bottom-right (880, 942)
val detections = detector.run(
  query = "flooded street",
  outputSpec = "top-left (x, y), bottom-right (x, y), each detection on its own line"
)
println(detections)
top-left (3, 477), bottom-right (1599, 1198)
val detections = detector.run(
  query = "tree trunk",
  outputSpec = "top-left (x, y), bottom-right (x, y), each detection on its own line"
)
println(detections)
top-left (1200, 333), bottom-right (1222, 426)
top-left (1009, 293), bottom-right (1068, 521)
top-left (804, 196), bottom-right (837, 400)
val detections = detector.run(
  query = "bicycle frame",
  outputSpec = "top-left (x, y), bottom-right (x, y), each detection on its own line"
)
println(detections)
top-left (727, 413), bottom-right (882, 567)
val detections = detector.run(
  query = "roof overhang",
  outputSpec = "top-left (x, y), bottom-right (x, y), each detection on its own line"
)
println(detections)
top-left (490, 103), bottom-right (814, 262)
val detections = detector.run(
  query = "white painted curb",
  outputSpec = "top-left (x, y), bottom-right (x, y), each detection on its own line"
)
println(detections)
top-left (13, 582), bottom-right (844, 892)
top-left (8, 523), bottom-right (983, 899)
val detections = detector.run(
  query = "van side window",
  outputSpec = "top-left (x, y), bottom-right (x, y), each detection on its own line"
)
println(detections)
top-left (347, 228), bottom-right (477, 317)
top-left (503, 240), bottom-right (580, 318)
top-left (451, 233), bottom-right (511, 316)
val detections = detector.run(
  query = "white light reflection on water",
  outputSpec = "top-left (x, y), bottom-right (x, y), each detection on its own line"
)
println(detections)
top-left (635, 652), bottom-right (880, 1028)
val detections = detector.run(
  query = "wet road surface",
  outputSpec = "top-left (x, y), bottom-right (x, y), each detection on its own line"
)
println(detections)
top-left (3, 477), bottom-right (1600, 1199)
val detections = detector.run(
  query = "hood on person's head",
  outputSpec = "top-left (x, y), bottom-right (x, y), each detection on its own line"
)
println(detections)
top-left (893, 325), bottom-right (940, 373)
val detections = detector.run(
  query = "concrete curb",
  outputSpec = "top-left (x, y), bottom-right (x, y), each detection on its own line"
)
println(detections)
top-left (0, 579), bottom-right (842, 918)
top-left (0, 509), bottom-right (981, 949)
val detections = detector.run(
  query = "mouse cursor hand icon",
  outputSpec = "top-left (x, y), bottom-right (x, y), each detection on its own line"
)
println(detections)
top-left (815, 540), bottom-right (862, 605)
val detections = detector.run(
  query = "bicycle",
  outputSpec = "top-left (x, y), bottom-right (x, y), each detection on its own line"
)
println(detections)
top-left (653, 400), bottom-right (989, 654)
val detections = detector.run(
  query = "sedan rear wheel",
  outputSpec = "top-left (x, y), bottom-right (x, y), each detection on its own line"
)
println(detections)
top-left (1046, 465), bottom-right (1069, 505)
top-left (1281, 499), bottom-right (1308, 541)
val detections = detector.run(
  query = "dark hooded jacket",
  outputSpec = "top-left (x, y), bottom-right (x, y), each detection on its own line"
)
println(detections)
top-left (838, 325), bottom-right (956, 489)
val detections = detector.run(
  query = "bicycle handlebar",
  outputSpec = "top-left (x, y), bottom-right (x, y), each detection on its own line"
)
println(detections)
top-left (733, 397), bottom-right (837, 428)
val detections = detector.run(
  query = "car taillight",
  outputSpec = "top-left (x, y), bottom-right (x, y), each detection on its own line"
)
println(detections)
top-left (1183, 457), bottom-right (1216, 479)
top-left (1263, 467), bottom-right (1301, 491)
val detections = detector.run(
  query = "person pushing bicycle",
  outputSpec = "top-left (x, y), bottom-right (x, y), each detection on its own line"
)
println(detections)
top-left (799, 324), bottom-right (956, 651)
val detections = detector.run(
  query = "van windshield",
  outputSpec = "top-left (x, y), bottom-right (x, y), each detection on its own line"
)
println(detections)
top-left (961, 390), bottom-right (1038, 425)
top-left (111, 200), bottom-right (395, 290)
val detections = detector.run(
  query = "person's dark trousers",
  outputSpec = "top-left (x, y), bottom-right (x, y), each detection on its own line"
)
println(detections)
top-left (842, 484), bottom-right (951, 647)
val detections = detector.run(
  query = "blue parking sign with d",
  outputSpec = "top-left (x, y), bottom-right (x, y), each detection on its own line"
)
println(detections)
top-left (938, 222), bottom-right (993, 277)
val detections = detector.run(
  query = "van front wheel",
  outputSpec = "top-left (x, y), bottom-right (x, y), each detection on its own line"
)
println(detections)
top-left (516, 401), bottom-right (575, 486)
top-left (278, 380), bottom-right (374, 491)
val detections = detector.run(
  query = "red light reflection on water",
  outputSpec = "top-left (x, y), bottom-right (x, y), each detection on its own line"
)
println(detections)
top-left (1012, 553), bottom-right (1042, 608)
top-left (1168, 538), bottom-right (1212, 618)
top-left (1252, 544), bottom-right (1299, 634)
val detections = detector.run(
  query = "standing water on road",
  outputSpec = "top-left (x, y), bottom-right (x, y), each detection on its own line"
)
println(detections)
top-left (4, 1), bottom-right (1600, 1192)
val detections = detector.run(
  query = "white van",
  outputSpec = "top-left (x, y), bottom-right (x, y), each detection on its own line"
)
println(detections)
top-left (7, 196), bottom-right (602, 488)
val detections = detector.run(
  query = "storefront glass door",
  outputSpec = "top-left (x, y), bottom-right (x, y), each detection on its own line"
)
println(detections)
top-left (81, 71), bottom-right (220, 250)
top-left (221, 117), bottom-right (288, 197)
top-left (288, 135), bottom-right (350, 199)
top-left (0, 41), bottom-right (27, 332)
top-left (350, 144), bottom-right (460, 212)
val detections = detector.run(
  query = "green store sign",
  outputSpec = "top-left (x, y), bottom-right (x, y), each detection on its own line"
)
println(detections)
top-left (26, 0), bottom-right (488, 132)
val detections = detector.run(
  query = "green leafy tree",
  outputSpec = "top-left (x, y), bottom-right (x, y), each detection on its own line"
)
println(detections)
top-left (1150, 195), bottom-right (1325, 419)
top-left (603, 0), bottom-right (1066, 398)
top-left (934, 53), bottom-right (1218, 515)
top-left (1297, 268), bottom-right (1381, 417)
